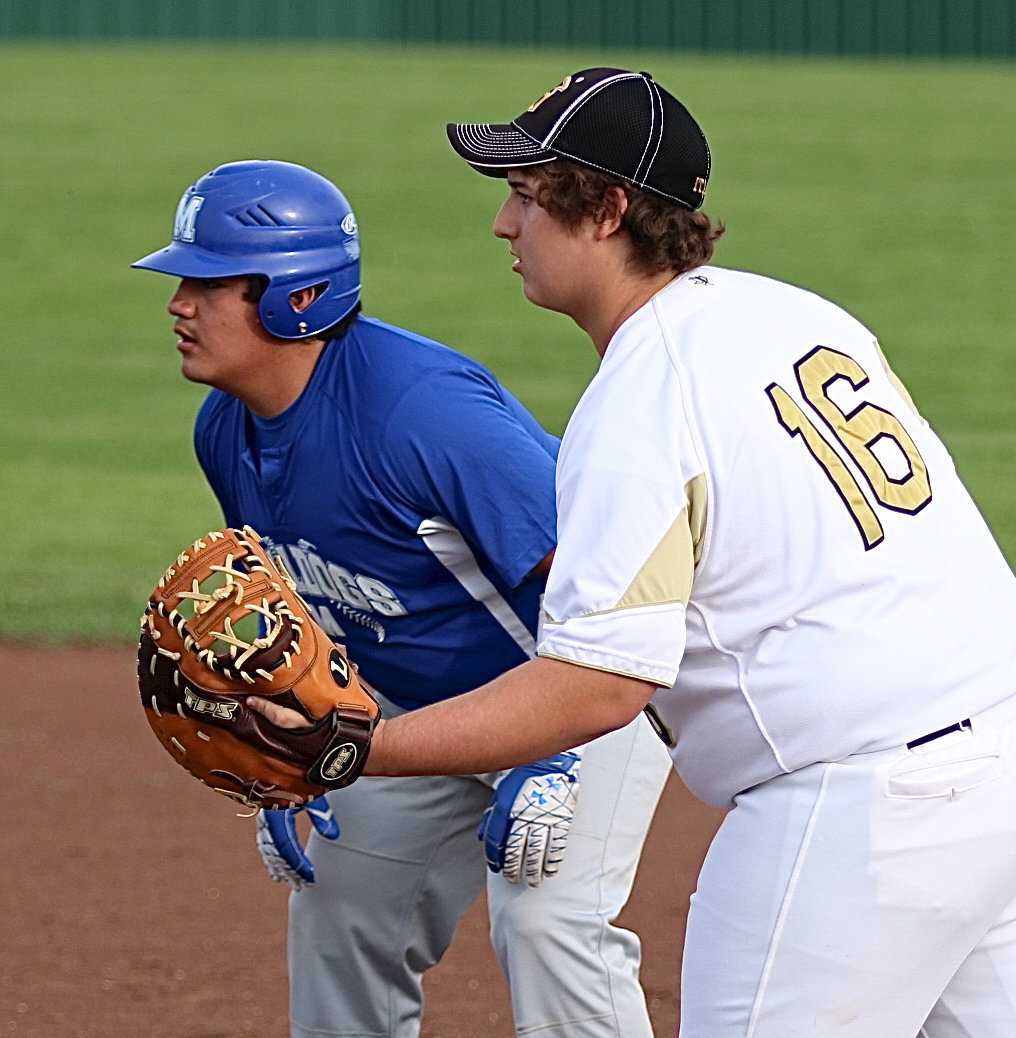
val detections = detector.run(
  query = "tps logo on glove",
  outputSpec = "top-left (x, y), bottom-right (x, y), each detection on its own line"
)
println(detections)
top-left (318, 743), bottom-right (360, 782)
top-left (182, 687), bottom-right (238, 720)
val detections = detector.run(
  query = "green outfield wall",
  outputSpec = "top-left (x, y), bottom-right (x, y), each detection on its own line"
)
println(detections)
top-left (1, 0), bottom-right (1013, 57)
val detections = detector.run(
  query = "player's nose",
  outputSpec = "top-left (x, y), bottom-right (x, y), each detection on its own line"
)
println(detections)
top-left (493, 198), bottom-right (516, 240)
top-left (167, 280), bottom-right (196, 317)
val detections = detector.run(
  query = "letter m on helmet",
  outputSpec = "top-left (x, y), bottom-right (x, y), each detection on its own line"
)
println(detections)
top-left (173, 194), bottom-right (205, 243)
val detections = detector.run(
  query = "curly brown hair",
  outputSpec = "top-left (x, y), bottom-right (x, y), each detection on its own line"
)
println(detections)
top-left (526, 160), bottom-right (724, 277)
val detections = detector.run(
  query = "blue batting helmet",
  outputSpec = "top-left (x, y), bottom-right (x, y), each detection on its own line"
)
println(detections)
top-left (132, 160), bottom-right (361, 339)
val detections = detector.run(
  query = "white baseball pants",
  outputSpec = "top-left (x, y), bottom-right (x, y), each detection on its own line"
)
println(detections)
top-left (680, 694), bottom-right (1016, 1037)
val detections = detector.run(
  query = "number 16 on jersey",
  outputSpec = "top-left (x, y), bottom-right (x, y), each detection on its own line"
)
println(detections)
top-left (766, 345), bottom-right (933, 551)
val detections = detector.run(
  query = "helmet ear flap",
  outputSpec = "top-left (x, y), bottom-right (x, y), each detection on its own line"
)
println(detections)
top-left (258, 273), bottom-right (360, 340)
top-left (258, 281), bottom-right (306, 338)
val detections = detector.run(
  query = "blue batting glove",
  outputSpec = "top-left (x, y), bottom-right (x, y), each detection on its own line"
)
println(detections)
top-left (254, 796), bottom-right (341, 891)
top-left (478, 751), bottom-right (582, 887)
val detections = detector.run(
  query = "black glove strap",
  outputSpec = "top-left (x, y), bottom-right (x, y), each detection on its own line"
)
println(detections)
top-left (306, 707), bottom-right (377, 789)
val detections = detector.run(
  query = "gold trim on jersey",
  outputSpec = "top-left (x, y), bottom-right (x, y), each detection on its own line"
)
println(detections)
top-left (615, 475), bottom-right (706, 610)
top-left (536, 650), bottom-right (662, 682)
top-left (687, 473), bottom-right (707, 565)
top-left (873, 339), bottom-right (923, 419)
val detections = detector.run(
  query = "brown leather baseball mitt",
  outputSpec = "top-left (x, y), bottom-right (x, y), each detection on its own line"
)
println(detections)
top-left (138, 526), bottom-right (380, 812)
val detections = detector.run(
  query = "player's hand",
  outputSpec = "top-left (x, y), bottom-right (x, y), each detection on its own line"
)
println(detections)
top-left (254, 796), bottom-right (341, 891)
top-left (479, 751), bottom-right (582, 887)
top-left (247, 695), bottom-right (313, 729)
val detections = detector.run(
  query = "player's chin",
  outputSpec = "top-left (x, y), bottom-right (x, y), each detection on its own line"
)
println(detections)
top-left (521, 282), bottom-right (567, 316)
top-left (520, 279), bottom-right (550, 308)
top-left (178, 355), bottom-right (214, 386)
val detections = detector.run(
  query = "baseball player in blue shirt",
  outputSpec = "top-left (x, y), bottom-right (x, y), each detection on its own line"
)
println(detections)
top-left (133, 159), bottom-right (672, 1038)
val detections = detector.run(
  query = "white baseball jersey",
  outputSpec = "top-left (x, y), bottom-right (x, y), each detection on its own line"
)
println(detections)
top-left (538, 266), bottom-right (1016, 808)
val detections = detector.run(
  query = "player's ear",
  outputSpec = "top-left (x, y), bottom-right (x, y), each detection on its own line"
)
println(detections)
top-left (289, 283), bottom-right (325, 313)
top-left (591, 186), bottom-right (629, 240)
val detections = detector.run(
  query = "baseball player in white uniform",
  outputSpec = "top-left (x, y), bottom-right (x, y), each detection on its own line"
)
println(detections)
top-left (253, 68), bottom-right (1016, 1036)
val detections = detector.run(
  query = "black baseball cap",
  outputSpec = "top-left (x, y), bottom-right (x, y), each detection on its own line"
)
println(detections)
top-left (446, 67), bottom-right (711, 210)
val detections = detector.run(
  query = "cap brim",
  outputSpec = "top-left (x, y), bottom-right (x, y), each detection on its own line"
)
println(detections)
top-left (446, 123), bottom-right (557, 176)
top-left (131, 241), bottom-right (254, 277)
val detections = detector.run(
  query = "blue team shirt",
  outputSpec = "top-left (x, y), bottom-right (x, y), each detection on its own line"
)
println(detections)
top-left (195, 315), bottom-right (559, 709)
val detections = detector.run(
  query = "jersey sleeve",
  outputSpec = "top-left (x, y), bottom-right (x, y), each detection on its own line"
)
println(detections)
top-left (376, 367), bottom-right (558, 588)
top-left (538, 325), bottom-right (703, 686)
top-left (193, 390), bottom-right (240, 527)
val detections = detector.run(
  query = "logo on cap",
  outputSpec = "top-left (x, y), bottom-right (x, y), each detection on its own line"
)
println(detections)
top-left (173, 193), bottom-right (205, 243)
top-left (528, 75), bottom-right (574, 113)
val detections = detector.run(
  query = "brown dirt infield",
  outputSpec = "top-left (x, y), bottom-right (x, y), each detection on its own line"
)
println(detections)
top-left (0, 644), bottom-right (724, 1038)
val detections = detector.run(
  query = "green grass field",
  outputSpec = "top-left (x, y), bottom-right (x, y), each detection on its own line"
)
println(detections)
top-left (1, 42), bottom-right (1013, 642)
